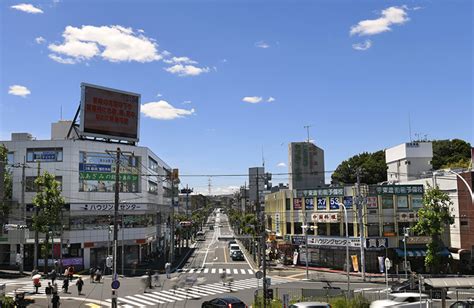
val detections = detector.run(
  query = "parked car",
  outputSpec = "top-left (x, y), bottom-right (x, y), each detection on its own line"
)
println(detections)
top-left (231, 250), bottom-right (245, 261)
top-left (289, 302), bottom-right (330, 308)
top-left (228, 240), bottom-right (237, 248)
top-left (370, 293), bottom-right (430, 308)
top-left (451, 300), bottom-right (474, 308)
top-left (202, 296), bottom-right (247, 308)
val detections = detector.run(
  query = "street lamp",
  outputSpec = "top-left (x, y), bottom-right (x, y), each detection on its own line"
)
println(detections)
top-left (301, 223), bottom-right (317, 281)
top-left (403, 227), bottom-right (410, 280)
top-left (337, 203), bottom-right (351, 296)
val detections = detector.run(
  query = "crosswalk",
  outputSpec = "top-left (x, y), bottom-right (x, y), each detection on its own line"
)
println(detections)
top-left (105, 277), bottom-right (288, 307)
top-left (176, 268), bottom-right (254, 275)
top-left (5, 283), bottom-right (46, 297)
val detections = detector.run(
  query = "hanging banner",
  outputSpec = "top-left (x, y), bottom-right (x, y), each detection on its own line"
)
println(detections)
top-left (378, 256), bottom-right (385, 273)
top-left (305, 198), bottom-right (314, 210)
top-left (317, 197), bottom-right (327, 210)
top-left (367, 196), bottom-right (378, 209)
top-left (329, 197), bottom-right (340, 210)
top-left (293, 198), bottom-right (303, 210)
top-left (351, 255), bottom-right (359, 272)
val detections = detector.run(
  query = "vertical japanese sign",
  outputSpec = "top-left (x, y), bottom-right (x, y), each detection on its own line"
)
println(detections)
top-left (317, 197), bottom-right (327, 210)
top-left (367, 196), bottom-right (378, 209)
top-left (343, 196), bottom-right (353, 209)
top-left (329, 197), bottom-right (340, 210)
top-left (304, 198), bottom-right (314, 210)
top-left (293, 198), bottom-right (302, 210)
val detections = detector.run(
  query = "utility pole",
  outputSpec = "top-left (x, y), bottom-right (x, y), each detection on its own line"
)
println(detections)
top-left (255, 168), bottom-right (268, 308)
top-left (169, 169), bottom-right (179, 264)
top-left (356, 168), bottom-right (366, 281)
top-left (112, 147), bottom-right (120, 308)
top-left (19, 159), bottom-right (26, 275)
top-left (34, 160), bottom-right (40, 271)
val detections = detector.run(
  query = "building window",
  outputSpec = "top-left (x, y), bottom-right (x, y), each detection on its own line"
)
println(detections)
top-left (148, 181), bottom-right (158, 195)
top-left (329, 223), bottom-right (340, 236)
top-left (461, 221), bottom-right (468, 227)
top-left (398, 222), bottom-right (410, 236)
top-left (26, 176), bottom-right (62, 192)
top-left (397, 195), bottom-right (408, 209)
top-left (148, 157), bottom-right (159, 173)
top-left (317, 223), bottom-right (327, 236)
top-left (411, 195), bottom-right (423, 209)
top-left (7, 152), bottom-right (14, 164)
top-left (294, 222), bottom-right (303, 235)
top-left (382, 195), bottom-right (394, 209)
top-left (344, 223), bottom-right (354, 237)
top-left (285, 198), bottom-right (291, 211)
top-left (367, 224), bottom-right (379, 237)
top-left (286, 222), bottom-right (292, 234)
top-left (383, 223), bottom-right (395, 236)
top-left (26, 148), bottom-right (63, 162)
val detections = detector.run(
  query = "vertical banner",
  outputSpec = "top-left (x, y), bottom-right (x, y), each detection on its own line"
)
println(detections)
top-left (305, 198), bottom-right (314, 210)
top-left (317, 197), bottom-right (327, 210)
top-left (378, 256), bottom-right (385, 273)
top-left (293, 198), bottom-right (303, 210)
top-left (329, 197), bottom-right (340, 210)
top-left (351, 255), bottom-right (359, 272)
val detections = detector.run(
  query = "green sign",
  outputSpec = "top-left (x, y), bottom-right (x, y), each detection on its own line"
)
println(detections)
top-left (79, 172), bottom-right (138, 182)
top-left (297, 187), bottom-right (344, 198)
top-left (371, 185), bottom-right (424, 195)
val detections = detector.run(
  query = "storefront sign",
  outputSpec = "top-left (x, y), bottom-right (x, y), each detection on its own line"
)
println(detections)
top-left (365, 237), bottom-right (388, 249)
top-left (304, 198), bottom-right (314, 210)
top-left (398, 212), bottom-right (419, 222)
top-left (62, 258), bottom-right (83, 266)
top-left (351, 255), bottom-right (359, 272)
top-left (317, 197), bottom-right (327, 210)
top-left (329, 197), bottom-right (341, 210)
top-left (32, 151), bottom-right (57, 161)
top-left (307, 236), bottom-right (361, 248)
top-left (312, 213), bottom-right (340, 223)
top-left (367, 196), bottom-right (378, 208)
top-left (370, 185), bottom-right (424, 195)
top-left (79, 172), bottom-right (138, 182)
top-left (406, 236), bottom-right (431, 245)
top-left (70, 203), bottom-right (148, 211)
top-left (293, 198), bottom-right (302, 210)
top-left (297, 187), bottom-right (344, 198)
top-left (291, 235), bottom-right (306, 245)
top-left (343, 196), bottom-right (353, 209)
top-left (79, 163), bottom-right (112, 173)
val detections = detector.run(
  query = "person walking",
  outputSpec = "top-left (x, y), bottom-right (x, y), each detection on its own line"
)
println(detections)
top-left (67, 266), bottom-right (74, 281)
top-left (62, 278), bottom-right (69, 293)
top-left (144, 271), bottom-right (152, 293)
top-left (52, 294), bottom-right (60, 308)
top-left (76, 277), bottom-right (84, 295)
top-left (94, 268), bottom-right (102, 283)
top-left (165, 262), bottom-right (171, 279)
top-left (50, 269), bottom-right (57, 285)
top-left (89, 267), bottom-right (95, 283)
top-left (52, 282), bottom-right (58, 295)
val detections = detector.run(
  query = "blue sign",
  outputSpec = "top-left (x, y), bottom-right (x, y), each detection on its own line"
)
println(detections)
top-left (305, 198), bottom-right (314, 210)
top-left (111, 280), bottom-right (120, 290)
top-left (79, 163), bottom-right (112, 173)
top-left (329, 197), bottom-right (340, 210)
top-left (317, 197), bottom-right (326, 210)
top-left (344, 196), bottom-right (353, 209)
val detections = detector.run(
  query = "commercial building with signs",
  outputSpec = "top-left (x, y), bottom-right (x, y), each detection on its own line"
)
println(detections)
top-left (0, 121), bottom-right (173, 270)
top-left (264, 184), bottom-right (436, 272)
top-left (288, 142), bottom-right (325, 190)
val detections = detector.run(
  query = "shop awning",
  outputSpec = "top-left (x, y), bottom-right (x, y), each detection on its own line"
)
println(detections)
top-left (395, 248), bottom-right (450, 257)
top-left (425, 277), bottom-right (474, 289)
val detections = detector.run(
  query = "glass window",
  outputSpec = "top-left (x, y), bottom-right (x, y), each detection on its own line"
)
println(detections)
top-left (285, 198), bottom-right (291, 211)
top-left (286, 222), bottom-right (292, 234)
top-left (398, 222), bottom-right (410, 236)
top-left (329, 223), bottom-right (340, 236)
top-left (7, 152), bottom-right (14, 164)
top-left (26, 148), bottom-right (63, 162)
top-left (317, 223), bottom-right (327, 236)
top-left (294, 222), bottom-right (303, 234)
top-left (148, 181), bottom-right (158, 194)
top-left (382, 195), bottom-right (394, 209)
top-left (411, 195), bottom-right (423, 209)
top-left (383, 223), bottom-right (395, 235)
top-left (367, 224), bottom-right (379, 237)
top-left (148, 157), bottom-right (159, 173)
top-left (397, 195), bottom-right (408, 209)
top-left (26, 176), bottom-right (62, 192)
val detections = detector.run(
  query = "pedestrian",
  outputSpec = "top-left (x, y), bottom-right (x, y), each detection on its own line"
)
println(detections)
top-left (31, 267), bottom-right (38, 278)
top-left (52, 294), bottom-right (60, 308)
top-left (89, 267), bottom-right (95, 283)
top-left (76, 277), bottom-right (84, 295)
top-left (165, 262), bottom-right (171, 279)
top-left (95, 268), bottom-right (102, 283)
top-left (33, 277), bottom-right (41, 294)
top-left (53, 282), bottom-right (58, 295)
top-left (62, 278), bottom-right (69, 293)
top-left (144, 271), bottom-right (152, 293)
top-left (220, 272), bottom-right (227, 286)
top-left (68, 266), bottom-right (74, 281)
top-left (64, 267), bottom-right (69, 280)
top-left (50, 269), bottom-right (57, 284)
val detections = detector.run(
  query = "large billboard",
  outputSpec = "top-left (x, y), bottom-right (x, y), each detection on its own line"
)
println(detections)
top-left (80, 83), bottom-right (140, 142)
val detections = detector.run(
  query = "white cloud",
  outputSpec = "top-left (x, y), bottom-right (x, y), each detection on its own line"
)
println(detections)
top-left (350, 6), bottom-right (409, 36)
top-left (352, 40), bottom-right (372, 51)
top-left (255, 41), bottom-right (270, 49)
top-left (163, 56), bottom-right (197, 64)
top-left (242, 96), bottom-right (263, 104)
top-left (196, 185), bottom-right (239, 196)
top-left (156, 93), bottom-right (163, 97)
top-left (164, 64), bottom-right (210, 77)
top-left (267, 96), bottom-right (275, 102)
top-left (221, 59), bottom-right (228, 63)
top-left (11, 3), bottom-right (43, 14)
top-left (35, 36), bottom-right (46, 44)
top-left (182, 100), bottom-right (192, 105)
top-left (48, 54), bottom-right (76, 64)
top-left (277, 162), bottom-right (286, 167)
top-left (8, 85), bottom-right (31, 97)
top-left (141, 100), bottom-right (195, 120)
top-left (48, 25), bottom-right (161, 64)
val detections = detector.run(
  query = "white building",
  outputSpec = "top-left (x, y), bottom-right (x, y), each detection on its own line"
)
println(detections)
top-left (1, 122), bottom-right (173, 270)
top-left (385, 142), bottom-right (433, 183)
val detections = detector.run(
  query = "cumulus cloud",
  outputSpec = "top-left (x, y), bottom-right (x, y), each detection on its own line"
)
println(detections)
top-left (141, 100), bottom-right (195, 120)
top-left (267, 96), bottom-right (275, 102)
top-left (277, 162), bottom-right (286, 167)
top-left (163, 56), bottom-right (197, 64)
top-left (35, 36), bottom-right (46, 44)
top-left (352, 40), bottom-right (372, 51)
top-left (11, 3), bottom-right (43, 14)
top-left (48, 25), bottom-right (161, 64)
top-left (255, 41), bottom-right (270, 48)
top-left (242, 96), bottom-right (263, 104)
top-left (48, 54), bottom-right (76, 64)
top-left (182, 100), bottom-right (192, 105)
top-left (164, 64), bottom-right (210, 77)
top-left (8, 85), bottom-right (31, 97)
top-left (350, 6), bottom-right (409, 36)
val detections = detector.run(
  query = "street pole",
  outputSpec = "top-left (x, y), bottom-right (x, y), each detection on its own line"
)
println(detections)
top-left (170, 176), bottom-right (175, 263)
top-left (403, 227), bottom-right (409, 280)
top-left (339, 203), bottom-right (350, 297)
top-left (122, 214), bottom-right (125, 277)
top-left (34, 160), bottom-right (40, 271)
top-left (356, 169), bottom-right (366, 281)
top-left (112, 147), bottom-right (120, 308)
top-left (20, 158), bottom-right (26, 275)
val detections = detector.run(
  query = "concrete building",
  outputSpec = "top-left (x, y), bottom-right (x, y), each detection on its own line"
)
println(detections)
top-left (0, 122), bottom-right (173, 270)
top-left (386, 142), bottom-right (433, 183)
top-left (288, 142), bottom-right (325, 190)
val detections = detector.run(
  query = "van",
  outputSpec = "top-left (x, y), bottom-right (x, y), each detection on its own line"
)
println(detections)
top-left (229, 244), bottom-right (240, 254)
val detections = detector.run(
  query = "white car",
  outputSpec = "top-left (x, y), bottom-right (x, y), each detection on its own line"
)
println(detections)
top-left (370, 293), bottom-right (430, 308)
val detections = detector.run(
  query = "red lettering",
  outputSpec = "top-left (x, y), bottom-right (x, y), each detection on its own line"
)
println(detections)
top-left (92, 105), bottom-right (97, 112)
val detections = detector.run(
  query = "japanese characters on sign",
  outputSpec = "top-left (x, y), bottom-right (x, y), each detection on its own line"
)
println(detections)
top-left (398, 212), bottom-right (419, 222)
top-left (291, 235), bottom-right (306, 245)
top-left (275, 213), bottom-right (281, 234)
top-left (343, 196), bottom-right (353, 209)
top-left (70, 203), bottom-right (148, 211)
top-left (317, 197), bottom-right (327, 210)
top-left (365, 238), bottom-right (388, 249)
top-left (297, 187), bottom-right (344, 198)
top-left (312, 213), bottom-right (340, 223)
top-left (366, 196), bottom-right (378, 208)
top-left (80, 83), bottom-right (140, 142)
top-left (329, 197), bottom-right (340, 210)
top-left (293, 198), bottom-right (303, 210)
top-left (79, 163), bottom-right (112, 173)
top-left (305, 198), bottom-right (314, 210)
top-left (370, 185), bottom-right (424, 195)
top-left (307, 236), bottom-right (361, 248)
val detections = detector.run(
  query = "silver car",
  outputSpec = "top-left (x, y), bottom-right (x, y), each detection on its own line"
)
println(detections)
top-left (289, 302), bottom-right (330, 308)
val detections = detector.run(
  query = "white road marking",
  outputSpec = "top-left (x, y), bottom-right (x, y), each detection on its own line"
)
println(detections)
top-left (204, 268), bottom-right (209, 273)
top-left (233, 269), bottom-right (238, 274)
top-left (211, 268), bottom-right (216, 274)
top-left (240, 269), bottom-right (246, 274)
top-left (125, 295), bottom-right (155, 306)
top-left (248, 269), bottom-right (254, 274)
top-left (134, 294), bottom-right (166, 304)
top-left (226, 269), bottom-right (231, 274)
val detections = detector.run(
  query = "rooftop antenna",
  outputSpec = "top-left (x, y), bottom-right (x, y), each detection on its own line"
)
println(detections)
top-left (262, 145), bottom-right (265, 168)
top-left (60, 105), bottom-right (63, 121)
top-left (208, 177), bottom-right (212, 196)
top-left (304, 125), bottom-right (312, 143)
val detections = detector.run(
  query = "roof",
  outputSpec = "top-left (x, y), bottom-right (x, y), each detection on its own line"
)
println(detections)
top-left (424, 277), bottom-right (474, 288)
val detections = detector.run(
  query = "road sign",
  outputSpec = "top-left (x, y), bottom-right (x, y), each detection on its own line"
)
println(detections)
top-left (255, 270), bottom-right (263, 279)
top-left (385, 257), bottom-right (392, 270)
top-left (111, 280), bottom-right (120, 290)
top-left (265, 277), bottom-right (271, 287)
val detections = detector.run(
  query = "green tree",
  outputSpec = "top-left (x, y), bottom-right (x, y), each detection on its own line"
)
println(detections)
top-left (0, 144), bottom-right (12, 236)
top-left (331, 150), bottom-right (387, 184)
top-left (32, 171), bottom-right (65, 274)
top-left (412, 184), bottom-right (454, 273)
top-left (432, 139), bottom-right (471, 170)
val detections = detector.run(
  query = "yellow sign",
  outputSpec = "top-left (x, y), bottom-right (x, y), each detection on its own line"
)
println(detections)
top-left (351, 255), bottom-right (359, 272)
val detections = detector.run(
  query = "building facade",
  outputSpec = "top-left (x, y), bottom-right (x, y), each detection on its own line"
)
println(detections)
top-left (288, 142), bottom-right (325, 190)
top-left (1, 128), bottom-right (173, 270)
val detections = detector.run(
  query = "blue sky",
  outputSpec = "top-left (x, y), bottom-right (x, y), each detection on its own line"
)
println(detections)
top-left (1, 0), bottom-right (472, 194)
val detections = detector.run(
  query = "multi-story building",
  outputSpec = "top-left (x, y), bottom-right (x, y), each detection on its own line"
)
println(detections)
top-left (386, 142), bottom-right (433, 183)
top-left (288, 142), bottom-right (325, 190)
top-left (1, 121), bottom-right (173, 270)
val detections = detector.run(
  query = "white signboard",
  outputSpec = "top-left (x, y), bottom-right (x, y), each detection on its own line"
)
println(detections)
top-left (311, 213), bottom-right (340, 223)
top-left (70, 203), bottom-right (148, 212)
top-left (307, 236), bottom-right (361, 248)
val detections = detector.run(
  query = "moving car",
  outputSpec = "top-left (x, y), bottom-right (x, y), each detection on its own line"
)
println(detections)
top-left (202, 296), bottom-right (247, 308)
top-left (289, 302), bottom-right (330, 308)
top-left (196, 231), bottom-right (205, 241)
top-left (231, 250), bottom-right (245, 261)
top-left (370, 293), bottom-right (430, 308)
top-left (451, 300), bottom-right (474, 308)
top-left (229, 243), bottom-right (240, 254)
top-left (228, 240), bottom-right (237, 248)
